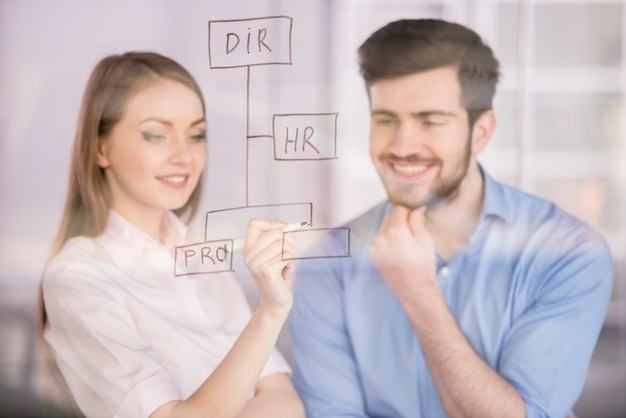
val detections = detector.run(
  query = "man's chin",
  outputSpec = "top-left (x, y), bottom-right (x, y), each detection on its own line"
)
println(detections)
top-left (387, 190), bottom-right (451, 211)
top-left (387, 195), bottom-right (427, 211)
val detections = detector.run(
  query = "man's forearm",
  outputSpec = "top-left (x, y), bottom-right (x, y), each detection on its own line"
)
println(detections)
top-left (402, 281), bottom-right (525, 418)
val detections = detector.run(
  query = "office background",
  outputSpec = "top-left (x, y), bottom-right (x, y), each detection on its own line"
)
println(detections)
top-left (0, 0), bottom-right (624, 416)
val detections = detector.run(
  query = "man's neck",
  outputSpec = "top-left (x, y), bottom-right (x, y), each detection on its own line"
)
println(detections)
top-left (425, 163), bottom-right (485, 263)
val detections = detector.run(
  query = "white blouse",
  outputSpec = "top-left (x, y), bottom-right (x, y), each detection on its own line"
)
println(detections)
top-left (43, 210), bottom-right (291, 418)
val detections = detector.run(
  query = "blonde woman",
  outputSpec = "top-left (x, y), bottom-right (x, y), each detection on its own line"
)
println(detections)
top-left (39, 51), bottom-right (304, 418)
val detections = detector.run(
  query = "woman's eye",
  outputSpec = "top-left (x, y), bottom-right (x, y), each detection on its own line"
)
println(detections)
top-left (141, 132), bottom-right (165, 142)
top-left (190, 132), bottom-right (207, 142)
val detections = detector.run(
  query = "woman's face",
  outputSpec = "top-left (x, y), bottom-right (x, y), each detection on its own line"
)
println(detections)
top-left (97, 78), bottom-right (206, 227)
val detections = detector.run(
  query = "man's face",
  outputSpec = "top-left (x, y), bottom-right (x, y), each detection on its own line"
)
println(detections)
top-left (368, 66), bottom-right (476, 210)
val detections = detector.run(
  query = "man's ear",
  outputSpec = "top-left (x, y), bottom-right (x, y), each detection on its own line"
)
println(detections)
top-left (470, 110), bottom-right (496, 155)
top-left (96, 139), bottom-right (110, 169)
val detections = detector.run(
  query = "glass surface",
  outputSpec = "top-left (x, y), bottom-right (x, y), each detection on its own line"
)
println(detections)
top-left (491, 91), bottom-right (520, 151)
top-left (533, 3), bottom-right (622, 67)
top-left (532, 93), bottom-right (621, 151)
top-left (533, 176), bottom-right (620, 234)
top-left (495, 3), bottom-right (522, 66)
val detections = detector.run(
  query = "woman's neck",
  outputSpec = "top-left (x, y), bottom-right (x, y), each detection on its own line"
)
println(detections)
top-left (112, 205), bottom-right (167, 243)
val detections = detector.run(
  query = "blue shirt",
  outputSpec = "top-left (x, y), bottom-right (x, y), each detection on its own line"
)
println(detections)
top-left (290, 171), bottom-right (613, 418)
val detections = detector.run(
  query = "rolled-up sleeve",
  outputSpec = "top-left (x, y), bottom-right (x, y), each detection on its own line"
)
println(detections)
top-left (498, 226), bottom-right (614, 418)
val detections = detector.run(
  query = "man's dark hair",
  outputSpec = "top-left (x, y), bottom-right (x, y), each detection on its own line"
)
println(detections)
top-left (358, 19), bottom-right (500, 127)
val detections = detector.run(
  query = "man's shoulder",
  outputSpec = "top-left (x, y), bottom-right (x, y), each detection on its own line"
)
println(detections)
top-left (342, 201), bottom-right (389, 229)
top-left (494, 179), bottom-right (610, 256)
top-left (340, 201), bottom-right (389, 248)
top-left (297, 202), bottom-right (387, 263)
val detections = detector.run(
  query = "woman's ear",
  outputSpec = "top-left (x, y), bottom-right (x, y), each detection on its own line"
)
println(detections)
top-left (97, 139), bottom-right (110, 169)
top-left (470, 109), bottom-right (496, 155)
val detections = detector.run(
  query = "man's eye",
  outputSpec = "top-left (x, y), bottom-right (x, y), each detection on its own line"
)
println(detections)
top-left (374, 118), bottom-right (395, 126)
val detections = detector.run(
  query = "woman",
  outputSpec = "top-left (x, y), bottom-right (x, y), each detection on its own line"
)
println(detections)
top-left (39, 51), bottom-right (304, 418)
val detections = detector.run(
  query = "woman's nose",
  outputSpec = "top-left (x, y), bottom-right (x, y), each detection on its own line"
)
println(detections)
top-left (170, 137), bottom-right (193, 164)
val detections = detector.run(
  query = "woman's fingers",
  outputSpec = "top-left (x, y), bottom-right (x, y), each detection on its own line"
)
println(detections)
top-left (243, 219), bottom-right (285, 252)
top-left (243, 218), bottom-right (296, 280)
top-left (241, 218), bottom-right (297, 312)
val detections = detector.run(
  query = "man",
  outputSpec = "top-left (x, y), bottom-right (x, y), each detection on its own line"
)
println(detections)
top-left (289, 19), bottom-right (613, 418)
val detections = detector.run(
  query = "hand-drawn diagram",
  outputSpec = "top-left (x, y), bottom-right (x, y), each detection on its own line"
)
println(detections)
top-left (174, 16), bottom-right (350, 277)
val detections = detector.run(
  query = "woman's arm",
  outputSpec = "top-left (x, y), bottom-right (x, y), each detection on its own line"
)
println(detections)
top-left (151, 219), bottom-right (302, 418)
top-left (239, 373), bottom-right (305, 418)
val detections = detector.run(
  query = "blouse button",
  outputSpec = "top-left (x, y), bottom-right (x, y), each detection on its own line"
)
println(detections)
top-left (440, 266), bottom-right (450, 277)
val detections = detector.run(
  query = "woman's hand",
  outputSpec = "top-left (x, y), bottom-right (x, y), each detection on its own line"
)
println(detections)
top-left (242, 219), bottom-right (296, 315)
top-left (151, 219), bottom-right (299, 418)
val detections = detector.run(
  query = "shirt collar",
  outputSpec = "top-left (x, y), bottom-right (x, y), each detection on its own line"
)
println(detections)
top-left (379, 166), bottom-right (514, 225)
top-left (99, 210), bottom-right (188, 274)
top-left (480, 166), bottom-right (514, 225)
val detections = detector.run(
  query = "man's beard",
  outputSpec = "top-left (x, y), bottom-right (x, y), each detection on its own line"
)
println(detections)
top-left (385, 134), bottom-right (472, 210)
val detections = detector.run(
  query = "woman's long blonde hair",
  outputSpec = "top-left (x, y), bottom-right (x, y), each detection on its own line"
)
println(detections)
top-left (36, 51), bottom-right (207, 413)
top-left (49, 51), bottom-right (206, 261)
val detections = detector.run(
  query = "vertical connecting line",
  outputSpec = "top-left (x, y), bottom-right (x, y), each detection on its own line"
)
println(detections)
top-left (246, 65), bottom-right (251, 207)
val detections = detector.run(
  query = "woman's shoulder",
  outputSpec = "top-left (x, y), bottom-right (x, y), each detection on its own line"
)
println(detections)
top-left (43, 235), bottom-right (110, 286)
top-left (51, 235), bottom-right (100, 261)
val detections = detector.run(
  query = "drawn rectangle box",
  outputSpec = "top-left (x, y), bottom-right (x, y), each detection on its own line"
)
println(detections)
top-left (174, 239), bottom-right (234, 277)
top-left (284, 228), bottom-right (350, 260)
top-left (273, 113), bottom-right (338, 160)
top-left (204, 203), bottom-right (313, 243)
top-left (208, 16), bottom-right (293, 68)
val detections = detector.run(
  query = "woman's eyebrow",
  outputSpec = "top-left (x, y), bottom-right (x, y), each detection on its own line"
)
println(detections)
top-left (138, 117), bottom-right (172, 126)
top-left (137, 117), bottom-right (206, 127)
top-left (190, 117), bottom-right (206, 127)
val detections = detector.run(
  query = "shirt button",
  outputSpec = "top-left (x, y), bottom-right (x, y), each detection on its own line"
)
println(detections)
top-left (440, 266), bottom-right (450, 277)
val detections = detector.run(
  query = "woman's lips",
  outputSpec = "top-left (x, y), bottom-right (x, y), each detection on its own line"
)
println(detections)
top-left (157, 175), bottom-right (189, 188)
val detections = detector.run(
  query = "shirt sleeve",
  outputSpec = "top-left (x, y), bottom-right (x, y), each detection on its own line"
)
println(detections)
top-left (43, 254), bottom-right (182, 418)
top-left (290, 232), bottom-right (369, 418)
top-left (498, 224), bottom-right (614, 418)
